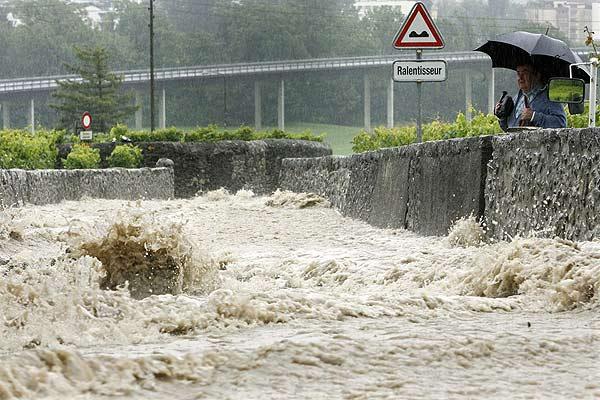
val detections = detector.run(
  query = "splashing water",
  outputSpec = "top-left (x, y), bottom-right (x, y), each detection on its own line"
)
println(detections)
top-left (447, 215), bottom-right (486, 248)
top-left (74, 211), bottom-right (219, 299)
top-left (0, 191), bottom-right (598, 399)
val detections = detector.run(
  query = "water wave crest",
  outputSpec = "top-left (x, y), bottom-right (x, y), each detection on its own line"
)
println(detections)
top-left (74, 212), bottom-right (219, 299)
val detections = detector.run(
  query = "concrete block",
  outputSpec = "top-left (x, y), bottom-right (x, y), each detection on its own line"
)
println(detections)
top-left (368, 147), bottom-right (411, 229)
top-left (406, 136), bottom-right (492, 236)
top-left (0, 168), bottom-right (174, 207)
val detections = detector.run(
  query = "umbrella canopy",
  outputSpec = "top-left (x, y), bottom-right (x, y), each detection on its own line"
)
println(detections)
top-left (474, 31), bottom-right (589, 83)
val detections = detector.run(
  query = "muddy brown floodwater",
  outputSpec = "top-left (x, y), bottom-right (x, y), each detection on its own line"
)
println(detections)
top-left (0, 190), bottom-right (599, 399)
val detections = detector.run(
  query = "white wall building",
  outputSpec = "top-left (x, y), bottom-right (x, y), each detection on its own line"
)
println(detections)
top-left (526, 1), bottom-right (597, 44)
top-left (593, 3), bottom-right (600, 40)
top-left (354, 1), bottom-right (438, 18)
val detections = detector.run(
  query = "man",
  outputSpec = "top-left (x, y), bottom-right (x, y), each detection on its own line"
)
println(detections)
top-left (495, 63), bottom-right (567, 131)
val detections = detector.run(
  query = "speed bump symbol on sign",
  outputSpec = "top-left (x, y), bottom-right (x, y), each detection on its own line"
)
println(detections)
top-left (393, 2), bottom-right (444, 49)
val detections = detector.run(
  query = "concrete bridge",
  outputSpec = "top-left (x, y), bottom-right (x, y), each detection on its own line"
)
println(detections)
top-left (0, 50), bottom-right (588, 132)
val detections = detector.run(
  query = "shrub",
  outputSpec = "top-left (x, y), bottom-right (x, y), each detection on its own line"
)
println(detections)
top-left (107, 144), bottom-right (143, 168)
top-left (234, 125), bottom-right (254, 141)
top-left (153, 127), bottom-right (185, 142)
top-left (63, 144), bottom-right (101, 169)
top-left (110, 123), bottom-right (129, 139)
top-left (288, 130), bottom-right (324, 142)
top-left (126, 130), bottom-right (154, 143)
top-left (265, 129), bottom-right (287, 139)
top-left (60, 124), bottom-right (324, 144)
top-left (567, 103), bottom-right (599, 128)
top-left (352, 111), bottom-right (502, 153)
top-left (0, 129), bottom-right (58, 169)
top-left (185, 125), bottom-right (220, 142)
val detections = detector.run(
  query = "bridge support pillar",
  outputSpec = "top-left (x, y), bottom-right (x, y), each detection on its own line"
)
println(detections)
top-left (364, 74), bottom-right (371, 132)
top-left (465, 70), bottom-right (472, 122)
top-left (2, 101), bottom-right (9, 130)
top-left (255, 81), bottom-right (262, 131)
top-left (135, 90), bottom-right (143, 130)
top-left (488, 67), bottom-right (495, 115)
top-left (159, 88), bottom-right (166, 129)
top-left (278, 79), bottom-right (285, 131)
top-left (387, 77), bottom-right (394, 129)
top-left (28, 98), bottom-right (35, 133)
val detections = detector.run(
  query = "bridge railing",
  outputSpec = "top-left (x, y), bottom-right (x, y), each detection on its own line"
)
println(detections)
top-left (0, 49), bottom-right (589, 95)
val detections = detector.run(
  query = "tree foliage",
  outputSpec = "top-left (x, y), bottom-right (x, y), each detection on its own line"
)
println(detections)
top-left (0, 0), bottom-right (570, 130)
top-left (50, 46), bottom-right (137, 133)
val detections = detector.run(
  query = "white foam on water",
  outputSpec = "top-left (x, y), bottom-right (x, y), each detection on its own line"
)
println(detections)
top-left (73, 210), bottom-right (220, 299)
top-left (265, 189), bottom-right (331, 209)
top-left (0, 194), bottom-right (598, 399)
top-left (447, 215), bottom-right (486, 247)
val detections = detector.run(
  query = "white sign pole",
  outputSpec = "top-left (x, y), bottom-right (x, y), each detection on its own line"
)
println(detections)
top-left (590, 58), bottom-right (598, 128)
top-left (416, 49), bottom-right (423, 143)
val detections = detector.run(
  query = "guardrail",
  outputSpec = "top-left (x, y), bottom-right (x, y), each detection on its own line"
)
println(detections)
top-left (0, 49), bottom-right (589, 95)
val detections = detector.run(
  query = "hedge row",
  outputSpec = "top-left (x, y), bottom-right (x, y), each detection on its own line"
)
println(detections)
top-left (351, 106), bottom-right (598, 153)
top-left (352, 111), bottom-right (501, 153)
top-left (0, 125), bottom-right (323, 170)
top-left (77, 124), bottom-right (324, 144)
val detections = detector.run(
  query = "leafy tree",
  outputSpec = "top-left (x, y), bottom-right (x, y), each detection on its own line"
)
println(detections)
top-left (6, 0), bottom-right (92, 76)
top-left (51, 46), bottom-right (138, 133)
top-left (360, 6), bottom-right (405, 54)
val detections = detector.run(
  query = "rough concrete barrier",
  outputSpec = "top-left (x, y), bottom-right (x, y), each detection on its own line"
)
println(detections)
top-left (281, 136), bottom-right (492, 236)
top-left (0, 167), bottom-right (174, 207)
top-left (485, 128), bottom-right (600, 241)
top-left (59, 140), bottom-right (331, 198)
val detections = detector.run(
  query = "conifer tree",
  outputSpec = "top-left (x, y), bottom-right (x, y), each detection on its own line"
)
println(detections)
top-left (51, 46), bottom-right (137, 133)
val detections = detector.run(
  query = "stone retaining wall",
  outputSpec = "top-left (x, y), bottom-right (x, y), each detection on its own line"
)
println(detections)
top-left (59, 140), bottom-right (331, 198)
top-left (281, 137), bottom-right (493, 236)
top-left (281, 129), bottom-right (600, 241)
top-left (485, 128), bottom-right (600, 241)
top-left (0, 168), bottom-right (173, 207)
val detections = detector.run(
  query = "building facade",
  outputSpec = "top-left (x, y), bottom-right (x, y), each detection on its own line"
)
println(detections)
top-left (526, 0), bottom-right (599, 44)
top-left (354, 0), bottom-right (438, 18)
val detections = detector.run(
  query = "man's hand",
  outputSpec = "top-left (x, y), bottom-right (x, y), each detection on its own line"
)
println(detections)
top-left (520, 107), bottom-right (533, 123)
top-left (494, 102), bottom-right (502, 115)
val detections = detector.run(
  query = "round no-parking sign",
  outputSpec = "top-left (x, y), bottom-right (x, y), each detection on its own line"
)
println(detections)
top-left (81, 112), bottom-right (92, 130)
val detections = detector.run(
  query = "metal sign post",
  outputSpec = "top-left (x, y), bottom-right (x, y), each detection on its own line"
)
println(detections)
top-left (392, 2), bottom-right (445, 143)
top-left (393, 57), bottom-right (447, 141)
top-left (589, 58), bottom-right (598, 128)
top-left (416, 50), bottom-right (423, 142)
top-left (569, 59), bottom-right (598, 127)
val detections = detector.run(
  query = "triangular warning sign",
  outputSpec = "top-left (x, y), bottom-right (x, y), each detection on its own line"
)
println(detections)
top-left (393, 2), bottom-right (444, 49)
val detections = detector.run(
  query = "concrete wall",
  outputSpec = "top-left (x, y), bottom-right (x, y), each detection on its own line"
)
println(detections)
top-left (281, 128), bottom-right (600, 241)
top-left (281, 136), bottom-right (492, 236)
top-left (59, 140), bottom-right (331, 198)
top-left (485, 128), bottom-right (600, 241)
top-left (0, 168), bottom-right (173, 207)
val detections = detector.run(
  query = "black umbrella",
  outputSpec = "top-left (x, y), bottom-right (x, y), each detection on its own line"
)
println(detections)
top-left (474, 31), bottom-right (589, 83)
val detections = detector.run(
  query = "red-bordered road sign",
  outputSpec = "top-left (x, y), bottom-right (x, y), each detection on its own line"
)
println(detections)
top-left (393, 2), bottom-right (444, 49)
top-left (81, 111), bottom-right (92, 130)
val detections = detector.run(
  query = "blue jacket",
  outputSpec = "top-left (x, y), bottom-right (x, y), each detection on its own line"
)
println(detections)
top-left (500, 87), bottom-right (567, 131)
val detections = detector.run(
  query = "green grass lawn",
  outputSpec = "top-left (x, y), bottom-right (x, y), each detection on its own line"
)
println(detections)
top-left (263, 122), bottom-right (363, 155)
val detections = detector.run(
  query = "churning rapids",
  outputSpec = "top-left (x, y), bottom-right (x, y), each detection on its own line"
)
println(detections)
top-left (0, 190), bottom-right (598, 399)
